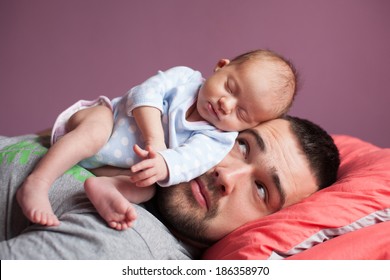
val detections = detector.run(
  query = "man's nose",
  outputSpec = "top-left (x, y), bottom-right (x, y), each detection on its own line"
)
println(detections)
top-left (214, 164), bottom-right (251, 195)
top-left (218, 96), bottom-right (236, 115)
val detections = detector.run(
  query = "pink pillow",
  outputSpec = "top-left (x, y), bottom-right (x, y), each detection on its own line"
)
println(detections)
top-left (287, 221), bottom-right (390, 259)
top-left (202, 135), bottom-right (390, 259)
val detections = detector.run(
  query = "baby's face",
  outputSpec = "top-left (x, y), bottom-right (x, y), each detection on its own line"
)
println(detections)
top-left (197, 59), bottom-right (290, 132)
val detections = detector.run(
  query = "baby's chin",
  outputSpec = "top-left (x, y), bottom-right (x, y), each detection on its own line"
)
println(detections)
top-left (214, 123), bottom-right (247, 132)
top-left (206, 119), bottom-right (235, 132)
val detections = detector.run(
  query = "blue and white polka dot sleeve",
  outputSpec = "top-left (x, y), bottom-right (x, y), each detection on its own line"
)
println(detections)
top-left (157, 131), bottom-right (238, 186)
top-left (125, 66), bottom-right (200, 116)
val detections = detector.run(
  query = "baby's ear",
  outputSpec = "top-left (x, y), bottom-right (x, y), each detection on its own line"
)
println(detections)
top-left (214, 59), bottom-right (230, 72)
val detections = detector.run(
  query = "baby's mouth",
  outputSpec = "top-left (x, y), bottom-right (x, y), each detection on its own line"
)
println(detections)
top-left (207, 102), bottom-right (219, 120)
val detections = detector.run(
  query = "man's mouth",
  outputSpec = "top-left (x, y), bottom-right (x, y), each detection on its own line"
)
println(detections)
top-left (191, 178), bottom-right (209, 210)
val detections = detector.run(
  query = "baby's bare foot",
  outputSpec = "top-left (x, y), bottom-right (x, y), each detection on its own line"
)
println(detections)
top-left (108, 206), bottom-right (137, 230)
top-left (16, 175), bottom-right (59, 226)
top-left (85, 177), bottom-right (137, 230)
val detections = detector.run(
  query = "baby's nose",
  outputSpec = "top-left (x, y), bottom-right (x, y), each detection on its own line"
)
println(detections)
top-left (219, 97), bottom-right (236, 114)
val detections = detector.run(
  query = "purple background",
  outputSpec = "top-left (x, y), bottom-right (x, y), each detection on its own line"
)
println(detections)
top-left (1, 0), bottom-right (389, 147)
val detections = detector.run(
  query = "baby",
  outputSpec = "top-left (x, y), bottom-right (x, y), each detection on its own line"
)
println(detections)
top-left (17, 49), bottom-right (298, 230)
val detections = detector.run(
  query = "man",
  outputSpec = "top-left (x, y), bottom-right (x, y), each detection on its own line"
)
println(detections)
top-left (155, 116), bottom-right (340, 247)
top-left (0, 116), bottom-right (339, 259)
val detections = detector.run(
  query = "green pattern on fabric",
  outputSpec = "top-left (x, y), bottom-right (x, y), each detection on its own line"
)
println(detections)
top-left (0, 138), bottom-right (94, 182)
top-left (64, 165), bottom-right (94, 182)
top-left (0, 140), bottom-right (47, 165)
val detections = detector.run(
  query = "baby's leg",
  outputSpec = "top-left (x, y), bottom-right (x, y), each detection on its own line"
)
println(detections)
top-left (17, 105), bottom-right (113, 226)
top-left (84, 175), bottom-right (156, 230)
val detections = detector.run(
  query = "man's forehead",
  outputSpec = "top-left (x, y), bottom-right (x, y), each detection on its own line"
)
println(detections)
top-left (259, 119), bottom-right (318, 206)
top-left (246, 119), bottom-right (317, 207)
top-left (249, 119), bottom-right (290, 140)
top-left (241, 122), bottom-right (289, 210)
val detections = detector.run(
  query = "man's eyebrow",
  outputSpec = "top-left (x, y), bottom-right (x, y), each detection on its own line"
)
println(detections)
top-left (271, 168), bottom-right (286, 210)
top-left (244, 129), bottom-right (265, 151)
top-left (244, 128), bottom-right (286, 210)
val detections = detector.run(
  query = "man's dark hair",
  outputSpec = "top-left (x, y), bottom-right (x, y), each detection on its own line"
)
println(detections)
top-left (284, 115), bottom-right (340, 190)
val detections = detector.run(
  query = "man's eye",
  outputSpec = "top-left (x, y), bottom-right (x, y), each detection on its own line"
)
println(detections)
top-left (237, 139), bottom-right (248, 158)
top-left (256, 182), bottom-right (266, 201)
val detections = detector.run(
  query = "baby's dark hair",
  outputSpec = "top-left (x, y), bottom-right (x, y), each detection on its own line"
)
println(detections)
top-left (284, 115), bottom-right (340, 190)
top-left (231, 49), bottom-right (299, 116)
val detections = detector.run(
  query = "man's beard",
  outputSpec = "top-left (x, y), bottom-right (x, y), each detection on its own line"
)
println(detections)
top-left (156, 175), bottom-right (219, 245)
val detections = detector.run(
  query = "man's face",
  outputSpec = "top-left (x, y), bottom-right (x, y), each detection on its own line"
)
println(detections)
top-left (157, 119), bottom-right (318, 244)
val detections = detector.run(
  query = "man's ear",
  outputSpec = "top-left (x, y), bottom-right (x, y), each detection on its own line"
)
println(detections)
top-left (214, 59), bottom-right (230, 72)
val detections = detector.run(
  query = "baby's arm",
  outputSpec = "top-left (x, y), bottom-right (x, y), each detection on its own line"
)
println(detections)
top-left (127, 67), bottom-right (200, 152)
top-left (132, 106), bottom-right (167, 151)
top-left (131, 106), bottom-right (168, 187)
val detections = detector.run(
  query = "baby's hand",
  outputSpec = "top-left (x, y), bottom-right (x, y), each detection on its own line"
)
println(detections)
top-left (130, 144), bottom-right (169, 187)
